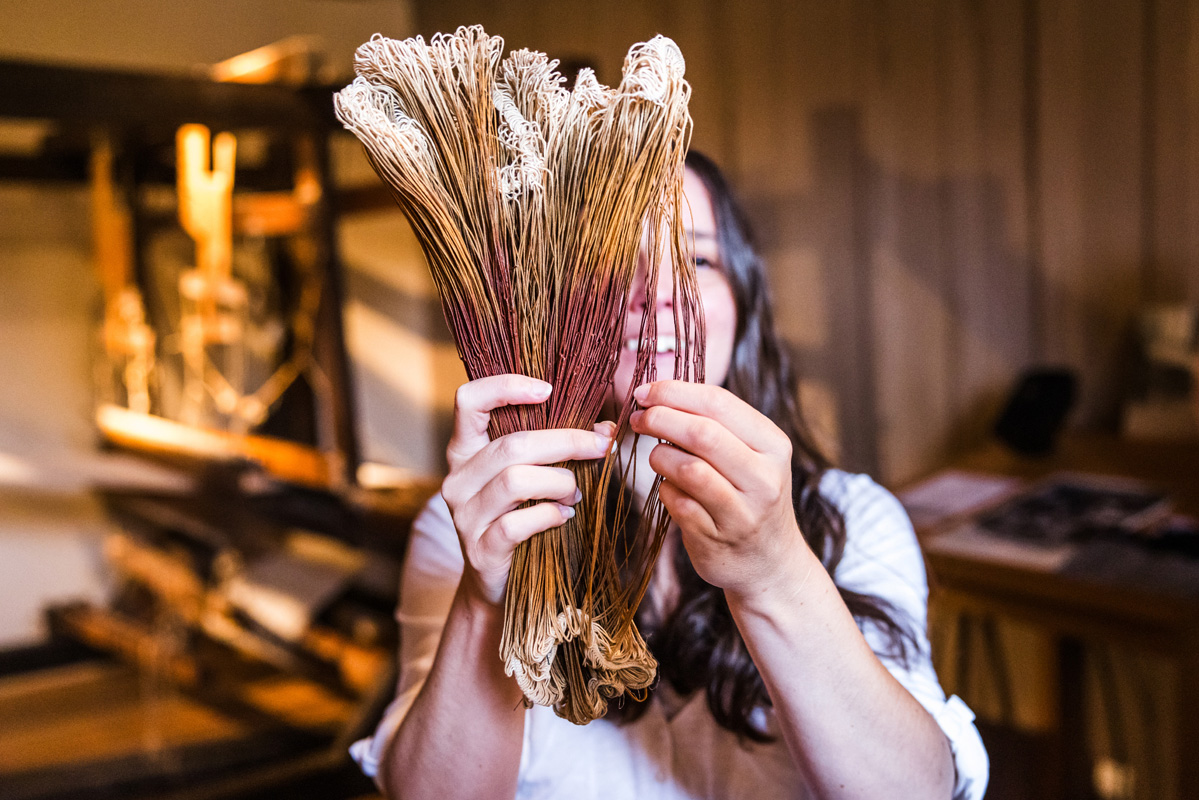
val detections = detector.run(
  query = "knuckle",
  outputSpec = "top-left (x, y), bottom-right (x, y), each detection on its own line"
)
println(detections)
top-left (765, 479), bottom-right (788, 507)
top-left (565, 429), bottom-right (588, 450)
top-left (494, 514), bottom-right (520, 545)
top-left (547, 466), bottom-right (574, 494)
top-left (512, 429), bottom-right (535, 454)
top-left (466, 539), bottom-right (491, 571)
top-left (691, 419), bottom-right (719, 451)
top-left (497, 465), bottom-right (522, 495)
top-left (493, 433), bottom-right (519, 462)
top-left (679, 458), bottom-right (707, 485)
top-left (453, 382), bottom-right (472, 412)
top-left (462, 524), bottom-right (485, 550)
top-left (555, 430), bottom-right (587, 460)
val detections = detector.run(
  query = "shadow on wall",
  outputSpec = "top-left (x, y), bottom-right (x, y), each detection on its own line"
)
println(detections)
top-left (744, 106), bottom-right (1035, 480)
top-left (342, 264), bottom-right (459, 476)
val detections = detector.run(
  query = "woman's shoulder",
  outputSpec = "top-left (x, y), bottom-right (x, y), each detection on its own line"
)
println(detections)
top-left (817, 468), bottom-right (927, 601)
top-left (413, 489), bottom-right (454, 534)
top-left (405, 491), bottom-right (464, 574)
top-left (817, 468), bottom-right (911, 533)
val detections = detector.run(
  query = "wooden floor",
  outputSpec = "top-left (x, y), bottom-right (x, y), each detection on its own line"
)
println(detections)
top-left (3, 658), bottom-right (1048, 799)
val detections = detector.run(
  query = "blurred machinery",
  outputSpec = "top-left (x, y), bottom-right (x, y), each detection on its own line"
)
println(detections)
top-left (0, 51), bottom-right (436, 800)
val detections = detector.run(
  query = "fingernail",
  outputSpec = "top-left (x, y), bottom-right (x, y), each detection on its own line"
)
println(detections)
top-left (633, 384), bottom-right (649, 403)
top-left (595, 430), bottom-right (613, 450)
top-left (557, 503), bottom-right (576, 520)
top-left (629, 409), bottom-right (644, 427)
top-left (593, 420), bottom-right (617, 437)
top-left (571, 488), bottom-right (582, 504)
top-left (533, 381), bottom-right (552, 399)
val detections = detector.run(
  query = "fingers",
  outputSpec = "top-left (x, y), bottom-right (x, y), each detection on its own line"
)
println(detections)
top-left (657, 479), bottom-right (716, 539)
top-left (479, 501), bottom-right (577, 555)
top-left (464, 499), bottom-right (577, 605)
top-left (447, 426), bottom-right (612, 500)
top-left (441, 374), bottom-right (620, 605)
top-left (485, 427), bottom-right (613, 469)
top-left (631, 404), bottom-right (757, 492)
top-left (459, 464), bottom-right (580, 534)
top-left (648, 442), bottom-right (737, 520)
top-left (447, 375), bottom-right (552, 469)
top-left (633, 381), bottom-right (789, 457)
top-left (451, 462), bottom-right (582, 605)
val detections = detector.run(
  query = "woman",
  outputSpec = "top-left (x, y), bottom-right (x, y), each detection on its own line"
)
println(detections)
top-left (351, 152), bottom-right (988, 799)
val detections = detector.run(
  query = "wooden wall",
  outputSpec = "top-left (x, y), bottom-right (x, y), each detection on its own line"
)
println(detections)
top-left (410, 0), bottom-right (1199, 485)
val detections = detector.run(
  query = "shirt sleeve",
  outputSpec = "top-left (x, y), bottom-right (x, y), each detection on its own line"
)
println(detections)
top-left (822, 470), bottom-right (989, 800)
top-left (349, 492), bottom-right (464, 782)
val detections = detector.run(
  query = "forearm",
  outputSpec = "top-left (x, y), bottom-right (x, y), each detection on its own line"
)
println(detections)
top-left (379, 579), bottom-right (526, 800)
top-left (726, 547), bottom-right (954, 800)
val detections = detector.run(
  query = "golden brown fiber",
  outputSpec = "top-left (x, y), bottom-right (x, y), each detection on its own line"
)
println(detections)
top-left (335, 26), bottom-right (704, 724)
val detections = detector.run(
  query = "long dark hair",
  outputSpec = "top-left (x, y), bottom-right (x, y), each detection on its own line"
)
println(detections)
top-left (616, 151), bottom-right (915, 740)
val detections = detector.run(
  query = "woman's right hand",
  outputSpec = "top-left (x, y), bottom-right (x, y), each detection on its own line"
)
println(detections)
top-left (441, 374), bottom-right (615, 605)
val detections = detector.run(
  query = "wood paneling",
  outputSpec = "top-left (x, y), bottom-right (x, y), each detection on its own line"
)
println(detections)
top-left (412, 0), bottom-right (1199, 484)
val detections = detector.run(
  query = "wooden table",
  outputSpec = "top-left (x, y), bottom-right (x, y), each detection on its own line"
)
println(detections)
top-left (913, 435), bottom-right (1199, 800)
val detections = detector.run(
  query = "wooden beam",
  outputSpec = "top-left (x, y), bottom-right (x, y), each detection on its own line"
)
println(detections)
top-left (0, 59), bottom-right (339, 132)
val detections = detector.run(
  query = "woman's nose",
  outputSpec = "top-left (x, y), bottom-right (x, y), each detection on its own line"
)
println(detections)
top-left (632, 255), bottom-right (675, 312)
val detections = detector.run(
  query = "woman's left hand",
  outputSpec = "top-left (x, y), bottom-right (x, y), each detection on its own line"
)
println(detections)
top-left (630, 380), bottom-right (812, 602)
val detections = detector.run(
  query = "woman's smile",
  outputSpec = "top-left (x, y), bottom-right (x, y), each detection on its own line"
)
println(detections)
top-left (624, 333), bottom-right (678, 354)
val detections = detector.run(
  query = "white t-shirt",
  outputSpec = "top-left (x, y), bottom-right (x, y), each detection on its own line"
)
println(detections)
top-left (351, 469), bottom-right (989, 799)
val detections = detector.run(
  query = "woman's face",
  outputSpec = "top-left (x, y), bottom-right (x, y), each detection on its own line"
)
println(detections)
top-left (613, 168), bottom-right (738, 402)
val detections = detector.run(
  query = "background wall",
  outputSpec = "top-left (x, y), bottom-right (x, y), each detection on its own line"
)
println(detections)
top-left (415, 0), bottom-right (1199, 485)
top-left (0, 184), bottom-right (111, 648)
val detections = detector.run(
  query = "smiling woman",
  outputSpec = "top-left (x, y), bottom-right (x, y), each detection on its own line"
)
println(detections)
top-left (351, 147), bottom-right (990, 800)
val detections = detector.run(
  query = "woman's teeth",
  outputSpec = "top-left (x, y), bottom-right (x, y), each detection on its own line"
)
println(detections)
top-left (625, 335), bottom-right (677, 353)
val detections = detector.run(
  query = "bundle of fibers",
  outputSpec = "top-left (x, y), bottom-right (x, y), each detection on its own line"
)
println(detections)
top-left (334, 26), bottom-right (704, 725)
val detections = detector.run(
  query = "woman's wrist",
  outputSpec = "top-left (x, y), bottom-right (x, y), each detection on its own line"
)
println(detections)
top-left (723, 539), bottom-right (824, 626)
top-left (458, 570), bottom-right (509, 614)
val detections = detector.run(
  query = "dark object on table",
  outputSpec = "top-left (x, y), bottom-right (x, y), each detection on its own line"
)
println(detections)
top-left (1140, 516), bottom-right (1199, 559)
top-left (994, 369), bottom-right (1077, 456)
top-left (977, 478), bottom-right (1169, 546)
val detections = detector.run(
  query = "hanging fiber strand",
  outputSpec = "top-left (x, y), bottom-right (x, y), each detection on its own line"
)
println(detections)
top-left (335, 26), bottom-right (704, 725)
